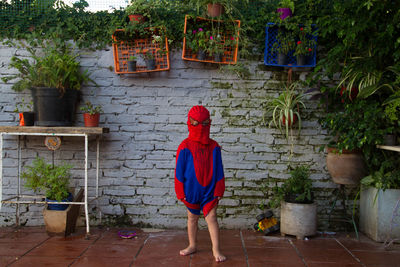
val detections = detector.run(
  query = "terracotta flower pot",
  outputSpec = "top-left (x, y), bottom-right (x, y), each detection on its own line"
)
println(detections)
top-left (128, 14), bottom-right (145, 23)
top-left (83, 113), bottom-right (100, 127)
top-left (282, 114), bottom-right (298, 126)
top-left (207, 3), bottom-right (224, 17)
top-left (326, 147), bottom-right (366, 185)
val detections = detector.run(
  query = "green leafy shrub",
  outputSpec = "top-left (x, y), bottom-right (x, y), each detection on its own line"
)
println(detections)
top-left (1, 41), bottom-right (94, 95)
top-left (22, 157), bottom-right (72, 201)
top-left (268, 165), bottom-right (313, 208)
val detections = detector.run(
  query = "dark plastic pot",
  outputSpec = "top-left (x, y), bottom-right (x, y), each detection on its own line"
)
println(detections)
top-left (277, 53), bottom-right (287, 65)
top-left (146, 59), bottom-right (156, 70)
top-left (128, 60), bottom-right (137, 72)
top-left (22, 112), bottom-right (35, 126)
top-left (214, 53), bottom-right (223, 62)
top-left (31, 87), bottom-right (79, 126)
top-left (46, 192), bottom-right (73, 211)
top-left (276, 8), bottom-right (292, 20)
top-left (197, 50), bottom-right (206, 60)
top-left (296, 55), bottom-right (308, 66)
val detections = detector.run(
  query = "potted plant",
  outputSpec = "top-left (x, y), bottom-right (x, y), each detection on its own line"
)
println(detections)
top-left (22, 157), bottom-right (73, 211)
top-left (125, 0), bottom-right (152, 23)
top-left (294, 26), bottom-right (316, 66)
top-left (142, 50), bottom-right (156, 70)
top-left (264, 81), bottom-right (307, 141)
top-left (359, 158), bottom-right (400, 242)
top-left (207, 29), bottom-right (224, 62)
top-left (276, 0), bottom-right (294, 20)
top-left (2, 41), bottom-right (94, 126)
top-left (127, 55), bottom-right (137, 72)
top-left (272, 30), bottom-right (295, 65)
top-left (80, 101), bottom-right (103, 127)
top-left (321, 98), bottom-right (389, 185)
top-left (14, 98), bottom-right (34, 126)
top-left (268, 165), bottom-right (317, 240)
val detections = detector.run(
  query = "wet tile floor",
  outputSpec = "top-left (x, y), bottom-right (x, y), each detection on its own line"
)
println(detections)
top-left (0, 226), bottom-right (399, 267)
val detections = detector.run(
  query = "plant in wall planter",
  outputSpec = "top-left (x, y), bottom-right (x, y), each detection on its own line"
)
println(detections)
top-left (80, 101), bottom-right (103, 127)
top-left (294, 26), bottom-right (316, 66)
top-left (276, 0), bottom-right (294, 20)
top-left (268, 165), bottom-right (317, 240)
top-left (14, 98), bottom-right (34, 126)
top-left (206, 29), bottom-right (224, 62)
top-left (264, 81), bottom-right (307, 141)
top-left (2, 40), bottom-right (94, 127)
top-left (127, 55), bottom-right (137, 72)
top-left (272, 30), bottom-right (295, 65)
top-left (142, 49), bottom-right (156, 70)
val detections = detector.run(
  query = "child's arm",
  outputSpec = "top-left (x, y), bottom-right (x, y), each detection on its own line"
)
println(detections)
top-left (175, 145), bottom-right (186, 200)
top-left (213, 146), bottom-right (225, 198)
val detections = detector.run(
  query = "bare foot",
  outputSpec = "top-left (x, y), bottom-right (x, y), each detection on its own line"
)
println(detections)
top-left (180, 246), bottom-right (197, 256)
top-left (213, 249), bottom-right (226, 262)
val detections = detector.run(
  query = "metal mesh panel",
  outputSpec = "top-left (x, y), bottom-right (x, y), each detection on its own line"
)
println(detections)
top-left (264, 23), bottom-right (318, 68)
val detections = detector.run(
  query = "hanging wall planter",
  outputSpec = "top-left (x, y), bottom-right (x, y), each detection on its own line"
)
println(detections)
top-left (112, 28), bottom-right (170, 74)
top-left (182, 15), bottom-right (241, 65)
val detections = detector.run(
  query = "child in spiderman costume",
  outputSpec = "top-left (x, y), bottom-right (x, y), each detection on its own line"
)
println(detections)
top-left (175, 105), bottom-right (226, 262)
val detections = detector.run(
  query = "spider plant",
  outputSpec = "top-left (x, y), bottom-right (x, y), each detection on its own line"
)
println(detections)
top-left (264, 82), bottom-right (307, 140)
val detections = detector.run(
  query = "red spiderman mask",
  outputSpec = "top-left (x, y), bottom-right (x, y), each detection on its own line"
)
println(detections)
top-left (187, 105), bottom-right (211, 144)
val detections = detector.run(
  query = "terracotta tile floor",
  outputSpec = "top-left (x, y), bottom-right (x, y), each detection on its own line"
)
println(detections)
top-left (0, 226), bottom-right (399, 267)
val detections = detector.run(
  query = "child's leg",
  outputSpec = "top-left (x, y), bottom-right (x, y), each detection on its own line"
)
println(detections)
top-left (205, 205), bottom-right (226, 262)
top-left (180, 210), bottom-right (199, 256)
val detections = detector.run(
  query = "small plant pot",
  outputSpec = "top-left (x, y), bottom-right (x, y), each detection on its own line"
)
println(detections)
top-left (384, 134), bottom-right (397, 146)
top-left (276, 8), bottom-right (292, 20)
top-left (46, 192), bottom-right (73, 211)
top-left (282, 114), bottom-right (298, 126)
top-left (207, 3), bottom-right (224, 17)
top-left (83, 113), bottom-right (100, 127)
top-left (22, 112), bottom-right (35, 126)
top-left (296, 55), bottom-right (308, 66)
top-left (127, 60), bottom-right (137, 72)
top-left (146, 59), bottom-right (156, 70)
top-left (197, 50), bottom-right (206, 60)
top-left (277, 53), bottom-right (287, 65)
top-left (128, 14), bottom-right (145, 23)
top-left (214, 53), bottom-right (223, 62)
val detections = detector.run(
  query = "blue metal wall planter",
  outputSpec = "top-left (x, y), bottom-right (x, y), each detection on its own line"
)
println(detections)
top-left (264, 23), bottom-right (318, 67)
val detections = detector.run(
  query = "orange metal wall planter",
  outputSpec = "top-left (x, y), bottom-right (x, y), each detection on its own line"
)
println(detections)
top-left (112, 29), bottom-right (170, 74)
top-left (182, 15), bottom-right (240, 65)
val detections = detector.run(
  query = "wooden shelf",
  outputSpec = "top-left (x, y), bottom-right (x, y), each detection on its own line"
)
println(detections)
top-left (377, 145), bottom-right (400, 153)
top-left (0, 126), bottom-right (109, 135)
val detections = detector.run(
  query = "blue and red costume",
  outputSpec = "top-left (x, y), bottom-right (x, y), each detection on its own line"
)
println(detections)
top-left (175, 106), bottom-right (225, 217)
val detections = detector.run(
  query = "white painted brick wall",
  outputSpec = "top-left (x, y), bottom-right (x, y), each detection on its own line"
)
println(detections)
top-left (0, 44), bottom-right (337, 229)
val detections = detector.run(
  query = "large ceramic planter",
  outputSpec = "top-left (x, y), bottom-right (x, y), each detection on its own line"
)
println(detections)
top-left (280, 201), bottom-right (317, 239)
top-left (42, 189), bottom-right (83, 236)
top-left (31, 87), bottom-right (79, 126)
top-left (326, 148), bottom-right (366, 185)
top-left (360, 187), bottom-right (400, 242)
